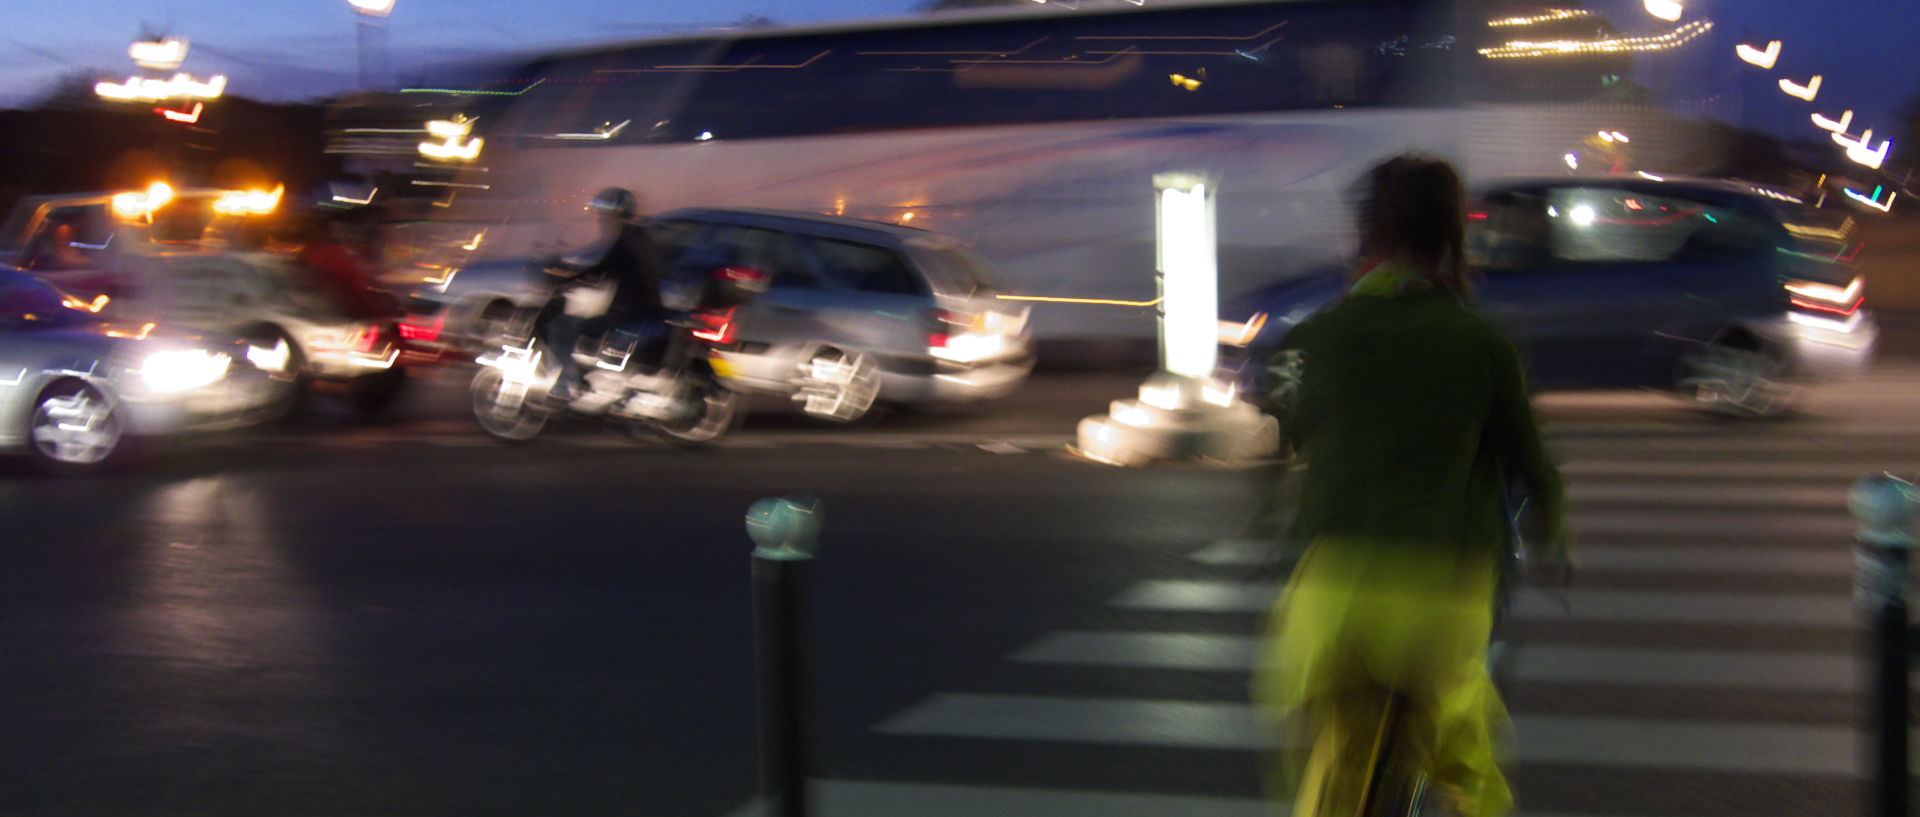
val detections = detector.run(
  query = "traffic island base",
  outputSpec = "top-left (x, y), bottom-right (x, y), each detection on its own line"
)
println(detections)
top-left (1074, 391), bottom-right (1278, 467)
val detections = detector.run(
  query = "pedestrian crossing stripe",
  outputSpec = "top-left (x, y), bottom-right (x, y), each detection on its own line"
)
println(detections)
top-left (876, 694), bottom-right (1859, 776)
top-left (1190, 540), bottom-right (1853, 576)
top-left (1561, 460), bottom-right (1903, 480)
top-left (1565, 482), bottom-right (1845, 509)
top-left (1110, 581), bottom-right (1858, 627)
top-left (1009, 632), bottom-right (1865, 692)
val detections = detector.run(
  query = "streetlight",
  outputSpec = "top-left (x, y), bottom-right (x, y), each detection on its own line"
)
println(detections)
top-left (348, 0), bottom-right (394, 91)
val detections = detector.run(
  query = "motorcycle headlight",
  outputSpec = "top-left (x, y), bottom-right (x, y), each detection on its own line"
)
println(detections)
top-left (141, 349), bottom-right (232, 394)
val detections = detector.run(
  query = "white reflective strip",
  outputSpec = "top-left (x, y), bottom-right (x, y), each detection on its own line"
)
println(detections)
top-left (1011, 632), bottom-right (1255, 671)
top-left (1512, 645), bottom-right (1857, 692)
top-left (1013, 632), bottom-right (1859, 692)
top-left (1551, 435), bottom-right (1920, 454)
top-left (1194, 540), bottom-right (1848, 575)
top-left (1110, 580), bottom-right (1273, 613)
top-left (877, 694), bottom-right (1860, 775)
top-left (1111, 581), bottom-right (1857, 627)
top-left (1568, 482), bottom-right (1845, 509)
top-left (877, 693), bottom-right (1264, 749)
top-left (1188, 538), bottom-right (1281, 566)
top-left (1577, 545), bottom-right (1849, 576)
top-left (1511, 588), bottom-right (1854, 626)
top-left (716, 779), bottom-right (1270, 817)
top-left (1563, 459), bottom-right (1895, 480)
top-left (1571, 510), bottom-right (1851, 540)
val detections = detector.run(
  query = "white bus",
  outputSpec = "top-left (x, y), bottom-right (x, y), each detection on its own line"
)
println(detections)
top-left (426, 0), bottom-right (1729, 339)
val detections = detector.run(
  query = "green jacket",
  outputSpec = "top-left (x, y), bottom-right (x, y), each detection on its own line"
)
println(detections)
top-left (1272, 264), bottom-right (1565, 554)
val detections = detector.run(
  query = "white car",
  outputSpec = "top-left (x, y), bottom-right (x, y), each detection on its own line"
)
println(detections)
top-left (0, 269), bottom-right (278, 473)
top-left (2, 188), bottom-right (425, 416)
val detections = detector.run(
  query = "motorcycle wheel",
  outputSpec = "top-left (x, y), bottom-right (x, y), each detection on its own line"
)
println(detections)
top-left (471, 367), bottom-right (549, 442)
top-left (649, 381), bottom-right (740, 448)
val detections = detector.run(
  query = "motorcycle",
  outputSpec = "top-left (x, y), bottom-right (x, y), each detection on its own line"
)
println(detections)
top-left (468, 261), bottom-right (767, 446)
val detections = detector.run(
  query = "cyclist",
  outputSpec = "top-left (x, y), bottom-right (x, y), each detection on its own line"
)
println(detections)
top-left (1252, 155), bottom-right (1570, 817)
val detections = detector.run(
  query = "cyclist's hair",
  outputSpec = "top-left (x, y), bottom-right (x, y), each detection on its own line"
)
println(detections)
top-left (1355, 155), bottom-right (1472, 296)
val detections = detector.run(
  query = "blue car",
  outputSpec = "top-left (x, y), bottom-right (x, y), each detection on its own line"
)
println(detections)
top-left (1217, 177), bottom-right (1877, 417)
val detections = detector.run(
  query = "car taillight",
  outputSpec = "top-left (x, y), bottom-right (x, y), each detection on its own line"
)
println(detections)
top-left (929, 308), bottom-right (969, 349)
top-left (356, 324), bottom-right (382, 352)
top-left (1786, 276), bottom-right (1864, 316)
top-left (690, 306), bottom-right (738, 345)
top-left (398, 315), bottom-right (443, 342)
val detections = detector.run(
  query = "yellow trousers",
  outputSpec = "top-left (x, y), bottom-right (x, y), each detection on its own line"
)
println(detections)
top-left (1253, 536), bottom-right (1513, 817)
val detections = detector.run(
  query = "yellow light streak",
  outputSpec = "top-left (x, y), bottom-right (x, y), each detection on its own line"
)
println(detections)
top-left (129, 37), bottom-right (189, 70)
top-left (1487, 9), bottom-right (1591, 27)
top-left (1736, 40), bottom-right (1781, 69)
top-left (111, 182), bottom-right (175, 219)
top-left (1779, 74), bottom-right (1821, 101)
top-left (1478, 19), bottom-right (1711, 59)
top-left (160, 101), bottom-right (204, 123)
top-left (995, 294), bottom-right (1164, 307)
top-left (62, 294), bottom-right (110, 313)
top-left (1785, 276), bottom-right (1862, 304)
top-left (95, 73), bottom-right (226, 102)
top-left (1643, 0), bottom-right (1683, 22)
top-left (213, 185), bottom-right (283, 216)
top-left (1811, 109), bottom-right (1852, 133)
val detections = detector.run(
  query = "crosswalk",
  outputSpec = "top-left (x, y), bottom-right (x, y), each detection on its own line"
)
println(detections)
top-left (719, 423), bottom-right (1917, 817)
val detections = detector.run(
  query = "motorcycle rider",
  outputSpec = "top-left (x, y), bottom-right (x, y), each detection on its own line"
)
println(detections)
top-left (537, 187), bottom-right (668, 401)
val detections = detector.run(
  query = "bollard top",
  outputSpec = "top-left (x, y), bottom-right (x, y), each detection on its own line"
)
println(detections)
top-left (1848, 473), bottom-right (1918, 547)
top-left (747, 494), bottom-right (823, 560)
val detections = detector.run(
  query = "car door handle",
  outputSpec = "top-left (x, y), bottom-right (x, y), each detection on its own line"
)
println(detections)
top-left (770, 304), bottom-right (805, 313)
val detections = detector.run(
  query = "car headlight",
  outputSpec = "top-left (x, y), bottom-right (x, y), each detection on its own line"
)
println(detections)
top-left (141, 349), bottom-right (232, 393)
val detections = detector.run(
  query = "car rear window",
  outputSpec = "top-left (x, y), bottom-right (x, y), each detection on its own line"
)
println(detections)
top-left (814, 238), bottom-right (927, 295)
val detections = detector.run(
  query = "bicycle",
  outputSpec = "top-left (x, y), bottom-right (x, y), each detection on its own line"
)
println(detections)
top-left (1301, 491), bottom-right (1569, 817)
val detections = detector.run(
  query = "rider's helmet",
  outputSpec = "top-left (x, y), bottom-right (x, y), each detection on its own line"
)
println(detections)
top-left (586, 187), bottom-right (639, 222)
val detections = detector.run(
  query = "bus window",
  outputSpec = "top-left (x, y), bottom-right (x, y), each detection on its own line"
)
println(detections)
top-left (642, 0), bottom-right (1456, 141)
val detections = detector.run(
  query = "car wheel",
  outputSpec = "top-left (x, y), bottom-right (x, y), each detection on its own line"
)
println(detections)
top-left (26, 380), bottom-right (127, 475)
top-left (470, 367), bottom-right (548, 441)
top-left (1676, 336), bottom-right (1798, 418)
top-left (793, 347), bottom-right (881, 423)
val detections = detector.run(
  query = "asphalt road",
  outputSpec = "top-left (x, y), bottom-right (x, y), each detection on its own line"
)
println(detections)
top-left (4, 346), bottom-right (1920, 817)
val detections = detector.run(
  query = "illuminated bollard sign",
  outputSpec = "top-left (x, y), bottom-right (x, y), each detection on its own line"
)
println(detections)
top-left (1156, 173), bottom-right (1219, 379)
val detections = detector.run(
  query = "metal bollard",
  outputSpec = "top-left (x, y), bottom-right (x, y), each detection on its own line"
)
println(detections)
top-left (1849, 474), bottom-right (1917, 817)
top-left (747, 495), bottom-right (824, 817)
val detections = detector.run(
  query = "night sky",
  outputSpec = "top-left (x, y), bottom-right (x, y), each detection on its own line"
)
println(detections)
top-left (2, 0), bottom-right (1911, 148)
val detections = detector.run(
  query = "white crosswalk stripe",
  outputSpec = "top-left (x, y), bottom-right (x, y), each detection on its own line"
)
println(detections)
top-left (1192, 539), bottom-right (1853, 576)
top-left (876, 693), bottom-right (1862, 776)
top-left (1110, 581), bottom-right (1860, 627)
top-left (1011, 632), bottom-right (1866, 692)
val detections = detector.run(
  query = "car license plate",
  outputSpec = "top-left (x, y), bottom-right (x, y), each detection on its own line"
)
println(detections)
top-left (710, 355), bottom-right (736, 380)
